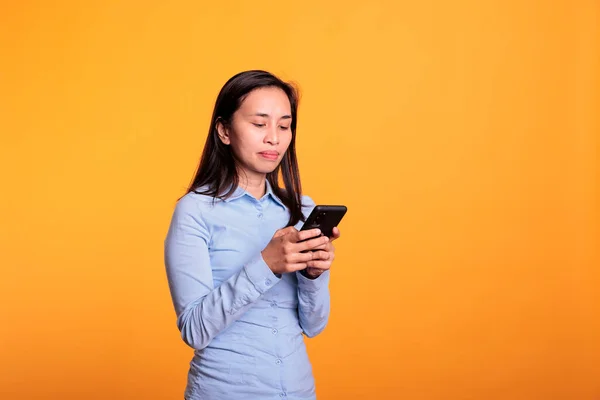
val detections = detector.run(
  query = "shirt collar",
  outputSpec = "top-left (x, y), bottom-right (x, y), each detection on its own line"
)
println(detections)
top-left (265, 179), bottom-right (286, 208)
top-left (223, 179), bottom-right (286, 208)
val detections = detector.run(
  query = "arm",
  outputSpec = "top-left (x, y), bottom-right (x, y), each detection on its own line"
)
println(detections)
top-left (295, 195), bottom-right (332, 337)
top-left (164, 197), bottom-right (279, 350)
top-left (296, 269), bottom-right (331, 337)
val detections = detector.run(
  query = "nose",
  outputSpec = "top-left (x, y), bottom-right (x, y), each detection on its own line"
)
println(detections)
top-left (265, 125), bottom-right (279, 145)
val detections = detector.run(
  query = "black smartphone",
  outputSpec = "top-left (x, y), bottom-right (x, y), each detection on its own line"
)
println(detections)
top-left (300, 205), bottom-right (347, 239)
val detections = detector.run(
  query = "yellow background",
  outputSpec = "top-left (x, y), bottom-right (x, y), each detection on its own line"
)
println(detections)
top-left (1, 1), bottom-right (598, 399)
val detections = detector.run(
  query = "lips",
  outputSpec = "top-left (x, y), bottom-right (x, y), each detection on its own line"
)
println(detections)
top-left (259, 151), bottom-right (279, 160)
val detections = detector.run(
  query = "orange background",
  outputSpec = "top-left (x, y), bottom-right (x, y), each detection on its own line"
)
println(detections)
top-left (1, 1), bottom-right (598, 399)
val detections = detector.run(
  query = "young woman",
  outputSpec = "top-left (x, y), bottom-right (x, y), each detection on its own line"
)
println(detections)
top-left (164, 70), bottom-right (341, 400)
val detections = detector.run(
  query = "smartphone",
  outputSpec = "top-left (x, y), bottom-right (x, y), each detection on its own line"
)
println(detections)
top-left (300, 205), bottom-right (347, 239)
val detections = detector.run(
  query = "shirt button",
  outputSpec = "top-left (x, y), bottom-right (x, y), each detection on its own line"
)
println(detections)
top-left (265, 279), bottom-right (272, 286)
top-left (275, 359), bottom-right (282, 365)
top-left (280, 393), bottom-right (286, 398)
top-left (258, 213), bottom-right (263, 218)
top-left (272, 328), bottom-right (278, 335)
top-left (270, 301), bottom-right (277, 308)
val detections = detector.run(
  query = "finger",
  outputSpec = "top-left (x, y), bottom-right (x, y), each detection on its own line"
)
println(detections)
top-left (275, 226), bottom-right (297, 238)
top-left (295, 228), bottom-right (322, 243)
top-left (309, 243), bottom-right (328, 251)
top-left (321, 241), bottom-right (335, 252)
top-left (310, 250), bottom-right (330, 261)
top-left (326, 246), bottom-right (335, 258)
top-left (288, 263), bottom-right (308, 272)
top-left (305, 261), bottom-right (331, 271)
top-left (297, 235), bottom-right (329, 252)
top-left (301, 243), bottom-right (328, 253)
top-left (292, 250), bottom-right (328, 263)
top-left (330, 227), bottom-right (341, 242)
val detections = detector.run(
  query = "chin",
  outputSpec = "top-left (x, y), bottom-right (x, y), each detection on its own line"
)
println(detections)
top-left (259, 165), bottom-right (279, 174)
top-left (255, 160), bottom-right (282, 173)
top-left (241, 158), bottom-right (283, 176)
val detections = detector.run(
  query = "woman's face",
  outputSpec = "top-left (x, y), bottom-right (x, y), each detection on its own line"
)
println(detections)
top-left (218, 86), bottom-right (293, 181)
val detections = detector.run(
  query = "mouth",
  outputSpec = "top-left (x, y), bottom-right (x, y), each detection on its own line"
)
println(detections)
top-left (258, 151), bottom-right (279, 160)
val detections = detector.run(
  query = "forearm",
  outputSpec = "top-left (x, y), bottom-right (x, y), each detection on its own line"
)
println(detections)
top-left (174, 255), bottom-right (279, 349)
top-left (296, 270), bottom-right (331, 337)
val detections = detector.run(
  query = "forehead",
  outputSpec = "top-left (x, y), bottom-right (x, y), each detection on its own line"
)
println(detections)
top-left (238, 87), bottom-right (291, 115)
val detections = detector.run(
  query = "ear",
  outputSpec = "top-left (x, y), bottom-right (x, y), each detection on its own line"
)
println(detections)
top-left (216, 119), bottom-right (231, 145)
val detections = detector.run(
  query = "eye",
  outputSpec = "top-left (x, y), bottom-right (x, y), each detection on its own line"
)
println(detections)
top-left (252, 123), bottom-right (265, 128)
top-left (279, 126), bottom-right (290, 130)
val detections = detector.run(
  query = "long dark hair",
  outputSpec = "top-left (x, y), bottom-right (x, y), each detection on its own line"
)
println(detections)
top-left (185, 70), bottom-right (305, 227)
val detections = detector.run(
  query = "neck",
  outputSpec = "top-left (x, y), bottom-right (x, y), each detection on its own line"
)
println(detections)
top-left (239, 173), bottom-right (267, 199)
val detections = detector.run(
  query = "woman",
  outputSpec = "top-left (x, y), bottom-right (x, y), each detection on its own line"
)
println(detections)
top-left (164, 70), bottom-right (340, 400)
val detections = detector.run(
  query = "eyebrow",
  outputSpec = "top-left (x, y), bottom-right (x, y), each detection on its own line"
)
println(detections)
top-left (251, 113), bottom-right (292, 120)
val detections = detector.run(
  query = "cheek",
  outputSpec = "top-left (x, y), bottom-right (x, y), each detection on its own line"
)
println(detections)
top-left (230, 142), bottom-right (251, 161)
top-left (230, 135), bottom-right (260, 160)
top-left (228, 128), bottom-right (249, 150)
top-left (281, 132), bottom-right (293, 149)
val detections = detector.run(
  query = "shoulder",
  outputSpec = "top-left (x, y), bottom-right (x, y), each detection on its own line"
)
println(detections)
top-left (170, 189), bottom-right (219, 226)
top-left (300, 194), bottom-right (316, 219)
top-left (176, 187), bottom-right (221, 211)
top-left (167, 191), bottom-right (221, 240)
top-left (301, 194), bottom-right (316, 208)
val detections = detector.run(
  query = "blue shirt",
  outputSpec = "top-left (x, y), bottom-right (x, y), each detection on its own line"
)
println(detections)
top-left (164, 181), bottom-right (330, 400)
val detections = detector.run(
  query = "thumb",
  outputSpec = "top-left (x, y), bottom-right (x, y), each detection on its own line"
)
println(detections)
top-left (273, 226), bottom-right (296, 238)
top-left (330, 227), bottom-right (341, 242)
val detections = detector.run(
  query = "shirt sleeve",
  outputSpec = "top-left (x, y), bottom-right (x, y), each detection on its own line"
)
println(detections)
top-left (295, 195), bottom-right (332, 337)
top-left (164, 196), bottom-right (280, 350)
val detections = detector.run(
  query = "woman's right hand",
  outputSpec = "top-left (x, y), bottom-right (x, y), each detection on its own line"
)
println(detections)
top-left (261, 227), bottom-right (331, 275)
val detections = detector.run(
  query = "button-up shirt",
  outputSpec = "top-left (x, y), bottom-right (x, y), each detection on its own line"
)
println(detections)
top-left (164, 181), bottom-right (330, 400)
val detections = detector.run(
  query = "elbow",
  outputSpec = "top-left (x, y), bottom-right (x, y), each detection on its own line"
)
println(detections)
top-left (303, 327), bottom-right (325, 338)
top-left (177, 311), bottom-right (211, 350)
top-left (302, 316), bottom-right (329, 338)
top-left (303, 324), bottom-right (327, 338)
top-left (180, 329), bottom-right (209, 350)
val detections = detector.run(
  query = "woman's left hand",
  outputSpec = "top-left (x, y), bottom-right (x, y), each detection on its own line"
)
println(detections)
top-left (303, 227), bottom-right (341, 279)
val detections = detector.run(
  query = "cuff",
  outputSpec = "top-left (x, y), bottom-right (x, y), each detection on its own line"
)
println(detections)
top-left (244, 254), bottom-right (281, 294)
top-left (296, 269), bottom-right (331, 293)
